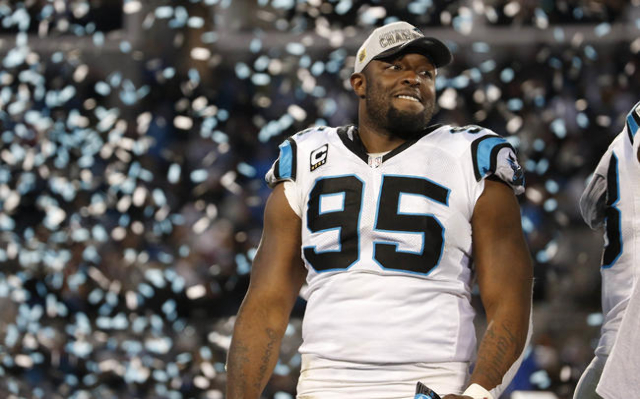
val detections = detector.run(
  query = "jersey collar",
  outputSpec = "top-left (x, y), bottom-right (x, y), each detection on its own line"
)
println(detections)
top-left (337, 124), bottom-right (442, 165)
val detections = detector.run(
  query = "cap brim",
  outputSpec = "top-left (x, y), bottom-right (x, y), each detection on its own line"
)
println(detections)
top-left (372, 37), bottom-right (453, 68)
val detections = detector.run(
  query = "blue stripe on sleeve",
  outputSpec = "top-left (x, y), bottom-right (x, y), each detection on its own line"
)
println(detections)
top-left (475, 136), bottom-right (507, 178)
top-left (627, 107), bottom-right (639, 138)
top-left (278, 140), bottom-right (293, 179)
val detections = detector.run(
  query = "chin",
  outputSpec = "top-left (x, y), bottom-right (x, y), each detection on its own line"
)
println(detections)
top-left (387, 107), bottom-right (431, 139)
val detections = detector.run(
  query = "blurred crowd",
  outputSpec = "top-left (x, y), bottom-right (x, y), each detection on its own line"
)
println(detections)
top-left (0, 0), bottom-right (639, 398)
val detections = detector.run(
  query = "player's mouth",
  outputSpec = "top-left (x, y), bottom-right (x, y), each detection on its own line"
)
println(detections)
top-left (394, 93), bottom-right (422, 103)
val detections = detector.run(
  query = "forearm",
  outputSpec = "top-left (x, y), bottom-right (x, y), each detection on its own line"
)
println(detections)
top-left (469, 309), bottom-right (529, 391)
top-left (226, 301), bottom-right (288, 399)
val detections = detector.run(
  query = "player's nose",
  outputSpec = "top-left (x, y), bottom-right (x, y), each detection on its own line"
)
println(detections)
top-left (401, 70), bottom-right (422, 86)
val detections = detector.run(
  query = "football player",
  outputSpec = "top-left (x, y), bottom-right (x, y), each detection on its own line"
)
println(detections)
top-left (227, 21), bottom-right (533, 399)
top-left (575, 100), bottom-right (640, 399)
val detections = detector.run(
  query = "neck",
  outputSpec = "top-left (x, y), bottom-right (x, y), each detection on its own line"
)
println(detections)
top-left (357, 111), bottom-right (407, 154)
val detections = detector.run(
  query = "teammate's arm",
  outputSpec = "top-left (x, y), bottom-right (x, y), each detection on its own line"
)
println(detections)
top-left (444, 178), bottom-right (533, 399)
top-left (226, 183), bottom-right (307, 399)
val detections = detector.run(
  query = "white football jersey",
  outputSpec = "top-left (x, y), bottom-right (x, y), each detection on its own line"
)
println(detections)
top-left (580, 100), bottom-right (640, 358)
top-left (266, 124), bottom-right (524, 364)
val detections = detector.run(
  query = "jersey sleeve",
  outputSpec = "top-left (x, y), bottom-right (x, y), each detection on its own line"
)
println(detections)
top-left (265, 137), bottom-right (298, 188)
top-left (469, 132), bottom-right (525, 195)
top-left (579, 165), bottom-right (608, 230)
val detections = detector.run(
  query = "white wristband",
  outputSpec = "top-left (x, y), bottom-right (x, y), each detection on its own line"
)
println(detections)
top-left (462, 383), bottom-right (494, 399)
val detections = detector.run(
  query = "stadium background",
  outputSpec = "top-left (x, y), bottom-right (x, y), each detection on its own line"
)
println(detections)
top-left (0, 0), bottom-right (639, 398)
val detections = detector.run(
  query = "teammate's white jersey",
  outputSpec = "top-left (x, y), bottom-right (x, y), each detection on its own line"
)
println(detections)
top-left (576, 101), bottom-right (640, 399)
top-left (580, 101), bottom-right (640, 359)
top-left (267, 124), bottom-right (524, 365)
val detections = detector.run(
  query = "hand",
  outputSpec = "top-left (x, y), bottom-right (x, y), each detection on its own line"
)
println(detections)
top-left (442, 395), bottom-right (473, 399)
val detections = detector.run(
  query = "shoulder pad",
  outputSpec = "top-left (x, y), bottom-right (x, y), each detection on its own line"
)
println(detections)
top-left (265, 137), bottom-right (297, 188)
top-left (470, 133), bottom-right (525, 193)
top-left (625, 100), bottom-right (640, 145)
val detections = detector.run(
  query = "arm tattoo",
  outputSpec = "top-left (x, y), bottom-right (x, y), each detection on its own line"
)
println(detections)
top-left (475, 320), bottom-right (520, 384)
top-left (228, 343), bottom-right (251, 392)
top-left (254, 328), bottom-right (278, 390)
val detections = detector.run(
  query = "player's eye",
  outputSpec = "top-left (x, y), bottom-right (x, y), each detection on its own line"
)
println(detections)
top-left (419, 70), bottom-right (434, 78)
top-left (386, 64), bottom-right (401, 70)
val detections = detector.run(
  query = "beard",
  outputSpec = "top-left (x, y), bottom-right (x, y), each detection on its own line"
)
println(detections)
top-left (364, 84), bottom-right (435, 140)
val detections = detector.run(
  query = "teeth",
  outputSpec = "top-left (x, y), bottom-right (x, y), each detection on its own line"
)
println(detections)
top-left (397, 95), bottom-right (419, 102)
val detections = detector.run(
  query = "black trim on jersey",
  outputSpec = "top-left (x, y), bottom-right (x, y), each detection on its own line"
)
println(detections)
top-left (337, 124), bottom-right (443, 165)
top-left (337, 125), bottom-right (369, 163)
top-left (603, 154), bottom-right (621, 267)
top-left (627, 105), bottom-right (640, 145)
top-left (470, 136), bottom-right (516, 182)
top-left (287, 137), bottom-right (298, 181)
top-left (273, 159), bottom-right (281, 180)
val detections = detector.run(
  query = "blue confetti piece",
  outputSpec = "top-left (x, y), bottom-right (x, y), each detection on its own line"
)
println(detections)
top-left (250, 37), bottom-right (262, 53)
top-left (120, 41), bottom-right (132, 53)
top-left (543, 198), bottom-right (557, 212)
top-left (479, 60), bottom-right (496, 73)
top-left (67, 340), bottom-right (93, 358)
top-left (201, 31), bottom-right (218, 44)
top-left (88, 288), bottom-right (104, 304)
top-left (200, 346), bottom-right (213, 360)
top-left (550, 119), bottom-right (566, 138)
top-left (254, 55), bottom-right (270, 71)
top-left (187, 16), bottom-right (205, 28)
top-left (190, 169), bottom-right (208, 183)
top-left (533, 139), bottom-right (545, 151)
top-left (93, 31), bottom-right (105, 47)
top-left (530, 370), bottom-right (551, 389)
top-left (507, 98), bottom-right (523, 111)
top-left (176, 352), bottom-right (192, 364)
top-left (236, 254), bottom-right (251, 275)
top-left (237, 162), bottom-right (256, 177)
top-left (212, 130), bottom-right (228, 143)
top-left (451, 75), bottom-right (469, 89)
top-left (272, 0), bottom-right (294, 9)
top-left (138, 283), bottom-right (155, 298)
top-left (167, 362), bottom-right (179, 377)
top-left (595, 22), bottom-right (611, 37)
top-left (155, 6), bottom-right (174, 19)
top-left (584, 45), bottom-right (597, 60)
top-left (587, 313), bottom-right (604, 326)
top-left (251, 73), bottom-right (271, 86)
top-left (179, 245), bottom-right (190, 257)
top-left (577, 112), bottom-right (589, 128)
top-left (150, 314), bottom-right (164, 331)
top-left (285, 42), bottom-right (305, 56)
top-left (553, 27), bottom-right (565, 42)
top-left (299, 55), bottom-right (311, 68)
top-left (536, 158), bottom-right (549, 175)
top-left (235, 62), bottom-right (251, 79)
top-left (95, 82), bottom-right (111, 96)
top-left (188, 68), bottom-right (200, 83)
top-left (163, 67), bottom-right (176, 79)
top-left (548, 57), bottom-right (562, 69)
top-left (545, 180), bottom-right (559, 194)
top-left (171, 276), bottom-right (185, 293)
top-left (472, 42), bottom-right (490, 53)
top-left (335, 0), bottom-right (352, 15)
top-left (153, 369), bottom-right (169, 382)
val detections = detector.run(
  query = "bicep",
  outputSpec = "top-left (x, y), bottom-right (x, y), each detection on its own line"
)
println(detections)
top-left (472, 178), bottom-right (533, 315)
top-left (246, 183), bottom-right (306, 309)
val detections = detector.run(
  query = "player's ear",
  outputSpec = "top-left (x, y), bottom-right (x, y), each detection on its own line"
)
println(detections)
top-left (350, 72), bottom-right (366, 99)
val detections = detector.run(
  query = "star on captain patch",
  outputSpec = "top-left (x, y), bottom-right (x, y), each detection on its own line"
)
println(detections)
top-left (310, 144), bottom-right (328, 171)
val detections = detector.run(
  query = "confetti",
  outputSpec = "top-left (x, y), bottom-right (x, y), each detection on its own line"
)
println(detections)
top-left (0, 1), bottom-right (638, 397)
